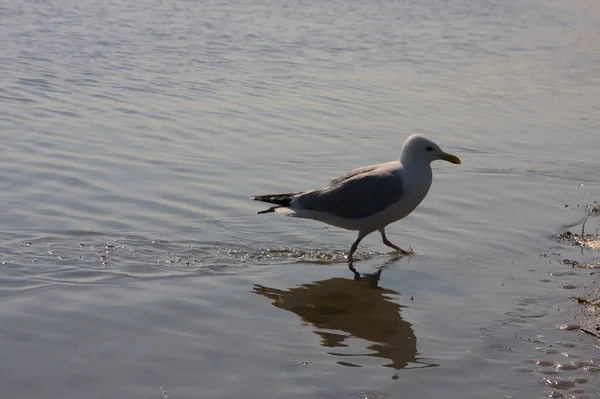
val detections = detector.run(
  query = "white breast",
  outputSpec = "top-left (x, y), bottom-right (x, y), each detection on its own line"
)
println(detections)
top-left (358, 165), bottom-right (433, 233)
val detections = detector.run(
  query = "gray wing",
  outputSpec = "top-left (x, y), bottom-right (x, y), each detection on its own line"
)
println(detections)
top-left (327, 164), bottom-right (380, 186)
top-left (293, 168), bottom-right (404, 219)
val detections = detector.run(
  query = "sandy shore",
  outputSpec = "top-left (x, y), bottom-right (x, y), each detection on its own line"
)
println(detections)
top-left (555, 204), bottom-right (600, 342)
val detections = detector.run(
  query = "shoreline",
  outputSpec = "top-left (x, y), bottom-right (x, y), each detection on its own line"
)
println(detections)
top-left (553, 204), bottom-right (600, 343)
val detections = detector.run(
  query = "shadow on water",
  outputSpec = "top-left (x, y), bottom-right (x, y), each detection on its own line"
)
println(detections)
top-left (252, 265), bottom-right (438, 371)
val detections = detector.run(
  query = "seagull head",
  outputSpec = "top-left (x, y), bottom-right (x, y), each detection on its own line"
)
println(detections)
top-left (400, 134), bottom-right (461, 165)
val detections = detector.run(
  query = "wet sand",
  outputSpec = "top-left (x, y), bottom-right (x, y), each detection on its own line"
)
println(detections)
top-left (553, 207), bottom-right (600, 350)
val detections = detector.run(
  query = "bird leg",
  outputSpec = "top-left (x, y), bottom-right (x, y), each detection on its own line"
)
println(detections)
top-left (379, 228), bottom-right (412, 255)
top-left (348, 263), bottom-right (361, 280)
top-left (347, 234), bottom-right (364, 263)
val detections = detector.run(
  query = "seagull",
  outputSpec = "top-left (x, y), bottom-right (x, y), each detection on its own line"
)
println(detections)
top-left (250, 134), bottom-right (461, 262)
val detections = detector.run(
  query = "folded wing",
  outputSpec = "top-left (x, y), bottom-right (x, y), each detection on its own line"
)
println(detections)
top-left (294, 166), bottom-right (404, 219)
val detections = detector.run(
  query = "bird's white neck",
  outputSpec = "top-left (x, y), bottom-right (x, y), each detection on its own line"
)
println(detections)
top-left (399, 152), bottom-right (432, 169)
top-left (399, 152), bottom-right (433, 190)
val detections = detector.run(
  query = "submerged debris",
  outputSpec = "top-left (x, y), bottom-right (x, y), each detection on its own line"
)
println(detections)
top-left (589, 240), bottom-right (600, 250)
top-left (555, 230), bottom-right (600, 250)
top-left (561, 259), bottom-right (600, 269)
top-left (573, 297), bottom-right (591, 305)
top-left (557, 324), bottom-right (581, 331)
top-left (585, 204), bottom-right (600, 217)
top-left (554, 211), bottom-right (600, 250)
top-left (571, 296), bottom-right (600, 308)
top-left (544, 378), bottom-right (575, 389)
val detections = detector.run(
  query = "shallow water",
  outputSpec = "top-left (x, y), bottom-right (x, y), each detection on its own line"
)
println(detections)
top-left (2, 0), bottom-right (600, 397)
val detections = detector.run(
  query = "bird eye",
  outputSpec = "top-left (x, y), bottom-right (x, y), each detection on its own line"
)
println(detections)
top-left (426, 146), bottom-right (434, 152)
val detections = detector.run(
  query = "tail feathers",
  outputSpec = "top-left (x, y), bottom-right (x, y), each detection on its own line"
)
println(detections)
top-left (250, 192), bottom-right (299, 207)
top-left (251, 192), bottom-right (300, 215)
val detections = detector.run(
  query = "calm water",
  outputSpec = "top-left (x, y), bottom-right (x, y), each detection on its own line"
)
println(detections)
top-left (2, 0), bottom-right (600, 397)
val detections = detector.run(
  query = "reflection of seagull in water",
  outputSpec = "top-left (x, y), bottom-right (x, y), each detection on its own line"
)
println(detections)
top-left (251, 134), bottom-right (461, 262)
top-left (252, 268), bottom-right (436, 370)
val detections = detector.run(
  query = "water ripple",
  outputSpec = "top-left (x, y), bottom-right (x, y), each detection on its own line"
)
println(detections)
top-left (1, 0), bottom-right (600, 397)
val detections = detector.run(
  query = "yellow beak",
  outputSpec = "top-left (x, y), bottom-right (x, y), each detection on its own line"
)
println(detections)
top-left (439, 152), bottom-right (461, 165)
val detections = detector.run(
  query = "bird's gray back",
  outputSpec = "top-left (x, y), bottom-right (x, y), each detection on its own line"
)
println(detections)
top-left (327, 164), bottom-right (381, 186)
top-left (294, 163), bottom-right (404, 219)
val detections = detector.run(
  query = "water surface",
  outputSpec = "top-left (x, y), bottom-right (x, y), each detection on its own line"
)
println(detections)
top-left (2, 0), bottom-right (600, 397)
